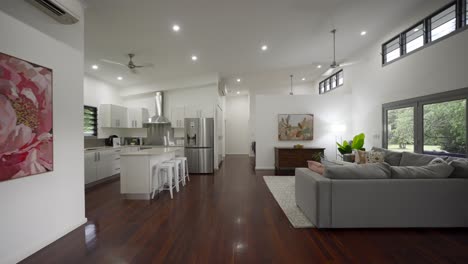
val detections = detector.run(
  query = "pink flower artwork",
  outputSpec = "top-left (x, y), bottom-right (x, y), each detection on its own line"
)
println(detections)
top-left (0, 52), bottom-right (53, 182)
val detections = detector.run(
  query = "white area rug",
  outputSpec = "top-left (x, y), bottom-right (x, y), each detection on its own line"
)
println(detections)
top-left (263, 176), bottom-right (314, 228)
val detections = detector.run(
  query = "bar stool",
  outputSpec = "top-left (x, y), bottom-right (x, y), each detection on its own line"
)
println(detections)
top-left (151, 162), bottom-right (175, 199)
top-left (174, 156), bottom-right (190, 185)
top-left (163, 159), bottom-right (182, 192)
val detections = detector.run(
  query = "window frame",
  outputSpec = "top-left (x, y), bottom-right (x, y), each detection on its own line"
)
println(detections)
top-left (382, 87), bottom-right (468, 157)
top-left (318, 69), bottom-right (343, 94)
top-left (382, 0), bottom-right (468, 66)
top-left (84, 105), bottom-right (98, 137)
top-left (382, 36), bottom-right (401, 64)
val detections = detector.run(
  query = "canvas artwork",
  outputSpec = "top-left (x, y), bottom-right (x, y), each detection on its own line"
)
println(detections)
top-left (0, 52), bottom-right (53, 182)
top-left (278, 114), bottom-right (314, 141)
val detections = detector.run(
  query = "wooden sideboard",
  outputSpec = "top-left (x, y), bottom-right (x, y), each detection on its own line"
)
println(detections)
top-left (274, 147), bottom-right (325, 175)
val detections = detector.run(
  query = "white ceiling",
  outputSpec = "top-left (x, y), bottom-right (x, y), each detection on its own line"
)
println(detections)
top-left (84, 0), bottom-right (431, 89)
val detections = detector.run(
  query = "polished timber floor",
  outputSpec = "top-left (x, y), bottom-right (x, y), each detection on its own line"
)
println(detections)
top-left (23, 155), bottom-right (468, 263)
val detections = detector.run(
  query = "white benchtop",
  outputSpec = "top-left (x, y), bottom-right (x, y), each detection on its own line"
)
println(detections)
top-left (120, 147), bottom-right (184, 156)
top-left (84, 145), bottom-right (184, 152)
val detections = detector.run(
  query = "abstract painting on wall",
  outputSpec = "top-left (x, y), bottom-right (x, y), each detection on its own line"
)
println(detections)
top-left (0, 52), bottom-right (53, 182)
top-left (278, 114), bottom-right (314, 141)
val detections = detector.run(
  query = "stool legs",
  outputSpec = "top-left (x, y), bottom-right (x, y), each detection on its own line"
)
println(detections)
top-left (185, 159), bottom-right (190, 182)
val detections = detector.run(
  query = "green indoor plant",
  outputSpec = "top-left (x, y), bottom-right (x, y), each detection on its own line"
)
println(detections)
top-left (336, 133), bottom-right (365, 162)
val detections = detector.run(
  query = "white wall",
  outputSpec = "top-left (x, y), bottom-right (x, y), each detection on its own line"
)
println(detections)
top-left (226, 95), bottom-right (250, 154)
top-left (0, 8), bottom-right (86, 264)
top-left (345, 16), bottom-right (468, 150)
top-left (255, 93), bottom-right (352, 169)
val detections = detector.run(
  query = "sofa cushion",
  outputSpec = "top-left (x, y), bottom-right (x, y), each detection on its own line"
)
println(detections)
top-left (448, 159), bottom-right (468, 178)
top-left (399, 152), bottom-right (436, 166)
top-left (324, 163), bottom-right (391, 180)
top-left (371, 147), bottom-right (402, 166)
top-left (307, 160), bottom-right (325, 175)
top-left (391, 163), bottom-right (454, 179)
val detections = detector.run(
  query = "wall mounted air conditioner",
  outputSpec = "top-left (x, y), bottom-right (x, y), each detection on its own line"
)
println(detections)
top-left (26, 0), bottom-right (82, 25)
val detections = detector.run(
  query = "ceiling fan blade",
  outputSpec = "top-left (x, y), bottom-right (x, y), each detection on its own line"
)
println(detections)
top-left (139, 63), bottom-right (154, 68)
top-left (323, 68), bottom-right (334, 76)
top-left (340, 61), bottom-right (358, 67)
top-left (131, 68), bottom-right (138, 74)
top-left (101, 59), bottom-right (128, 67)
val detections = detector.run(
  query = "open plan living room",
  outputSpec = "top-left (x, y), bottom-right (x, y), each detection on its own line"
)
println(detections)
top-left (1, 0), bottom-right (468, 263)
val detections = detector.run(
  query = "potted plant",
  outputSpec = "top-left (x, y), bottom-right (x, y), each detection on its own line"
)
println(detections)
top-left (336, 133), bottom-right (365, 162)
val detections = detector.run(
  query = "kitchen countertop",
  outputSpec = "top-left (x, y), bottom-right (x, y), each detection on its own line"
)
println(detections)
top-left (120, 147), bottom-right (184, 156)
top-left (84, 145), bottom-right (184, 152)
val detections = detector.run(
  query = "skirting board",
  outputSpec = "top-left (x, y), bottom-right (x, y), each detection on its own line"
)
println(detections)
top-left (8, 217), bottom-right (88, 264)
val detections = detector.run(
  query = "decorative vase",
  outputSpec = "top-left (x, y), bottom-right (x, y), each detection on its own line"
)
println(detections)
top-left (343, 153), bottom-right (355, 163)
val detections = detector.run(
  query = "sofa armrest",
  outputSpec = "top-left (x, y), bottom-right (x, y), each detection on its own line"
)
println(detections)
top-left (295, 168), bottom-right (332, 228)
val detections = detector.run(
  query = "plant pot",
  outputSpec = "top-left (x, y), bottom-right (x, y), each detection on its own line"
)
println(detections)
top-left (343, 153), bottom-right (355, 163)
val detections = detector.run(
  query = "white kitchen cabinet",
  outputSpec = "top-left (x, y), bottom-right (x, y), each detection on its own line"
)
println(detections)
top-left (171, 107), bottom-right (185, 128)
top-left (84, 148), bottom-right (122, 185)
top-left (84, 152), bottom-right (98, 184)
top-left (128, 108), bottom-right (149, 128)
top-left (99, 104), bottom-right (128, 128)
top-left (184, 105), bottom-right (215, 118)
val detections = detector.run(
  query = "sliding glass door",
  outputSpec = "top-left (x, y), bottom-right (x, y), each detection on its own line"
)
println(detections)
top-left (423, 99), bottom-right (466, 156)
top-left (383, 88), bottom-right (468, 157)
top-left (385, 107), bottom-right (415, 152)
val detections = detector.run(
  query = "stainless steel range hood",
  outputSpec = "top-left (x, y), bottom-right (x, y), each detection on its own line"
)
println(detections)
top-left (145, 91), bottom-right (171, 124)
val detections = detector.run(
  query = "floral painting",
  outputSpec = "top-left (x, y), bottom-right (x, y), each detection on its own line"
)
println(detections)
top-left (278, 114), bottom-right (313, 141)
top-left (0, 52), bottom-right (53, 182)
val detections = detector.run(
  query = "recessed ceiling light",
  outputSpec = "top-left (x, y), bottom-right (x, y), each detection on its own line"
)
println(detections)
top-left (236, 78), bottom-right (241, 83)
top-left (261, 45), bottom-right (268, 51)
top-left (237, 91), bottom-right (240, 95)
top-left (191, 55), bottom-right (198, 61)
top-left (117, 76), bottom-right (123, 81)
top-left (172, 24), bottom-right (180, 32)
top-left (414, 28), bottom-right (419, 32)
top-left (302, 78), bottom-right (306, 81)
top-left (317, 65), bottom-right (322, 69)
top-left (91, 65), bottom-right (99, 70)
top-left (360, 31), bottom-right (367, 36)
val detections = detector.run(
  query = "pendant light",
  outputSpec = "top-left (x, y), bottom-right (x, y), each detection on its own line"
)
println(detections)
top-left (289, 74), bottom-right (294, 95)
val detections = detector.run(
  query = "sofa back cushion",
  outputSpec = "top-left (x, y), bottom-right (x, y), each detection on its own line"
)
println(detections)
top-left (399, 152), bottom-right (436, 166)
top-left (391, 162), bottom-right (454, 179)
top-left (448, 159), bottom-right (468, 178)
top-left (371, 147), bottom-right (403, 166)
top-left (324, 163), bottom-right (391, 180)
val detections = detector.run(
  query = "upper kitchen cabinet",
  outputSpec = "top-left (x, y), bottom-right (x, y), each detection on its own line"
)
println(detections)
top-left (171, 107), bottom-right (185, 128)
top-left (128, 108), bottom-right (149, 128)
top-left (99, 104), bottom-right (128, 128)
top-left (184, 105), bottom-right (215, 119)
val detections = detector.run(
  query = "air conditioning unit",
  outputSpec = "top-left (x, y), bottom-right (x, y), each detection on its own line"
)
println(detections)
top-left (26, 0), bottom-right (82, 25)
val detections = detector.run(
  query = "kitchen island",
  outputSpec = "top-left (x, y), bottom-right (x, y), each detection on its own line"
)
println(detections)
top-left (120, 147), bottom-right (184, 200)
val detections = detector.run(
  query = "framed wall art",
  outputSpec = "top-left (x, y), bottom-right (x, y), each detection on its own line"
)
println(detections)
top-left (0, 52), bottom-right (53, 182)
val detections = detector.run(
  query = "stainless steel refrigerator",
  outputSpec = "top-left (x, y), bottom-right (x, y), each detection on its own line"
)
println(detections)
top-left (185, 118), bottom-right (214, 174)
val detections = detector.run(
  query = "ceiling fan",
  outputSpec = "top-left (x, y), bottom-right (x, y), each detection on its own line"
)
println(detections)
top-left (101, 54), bottom-right (154, 74)
top-left (323, 29), bottom-right (355, 76)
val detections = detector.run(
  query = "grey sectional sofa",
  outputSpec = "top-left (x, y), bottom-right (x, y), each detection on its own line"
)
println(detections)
top-left (295, 151), bottom-right (468, 228)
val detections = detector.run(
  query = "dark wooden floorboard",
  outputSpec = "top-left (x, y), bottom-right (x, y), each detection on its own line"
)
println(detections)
top-left (21, 155), bottom-right (468, 264)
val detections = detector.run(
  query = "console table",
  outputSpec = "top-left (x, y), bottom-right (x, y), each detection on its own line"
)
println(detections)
top-left (274, 147), bottom-right (325, 175)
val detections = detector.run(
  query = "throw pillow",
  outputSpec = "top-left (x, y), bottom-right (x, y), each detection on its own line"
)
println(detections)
top-left (390, 163), bottom-right (454, 179)
top-left (399, 152), bottom-right (437, 166)
top-left (307, 160), bottom-right (325, 175)
top-left (324, 162), bottom-right (391, 179)
top-left (367, 150), bottom-right (385, 164)
top-left (448, 158), bottom-right (468, 178)
top-left (355, 150), bottom-right (368, 164)
top-left (371, 147), bottom-right (403, 166)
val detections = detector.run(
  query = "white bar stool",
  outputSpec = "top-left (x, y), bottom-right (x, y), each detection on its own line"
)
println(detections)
top-left (163, 159), bottom-right (182, 192)
top-left (174, 157), bottom-right (190, 185)
top-left (151, 163), bottom-right (175, 199)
